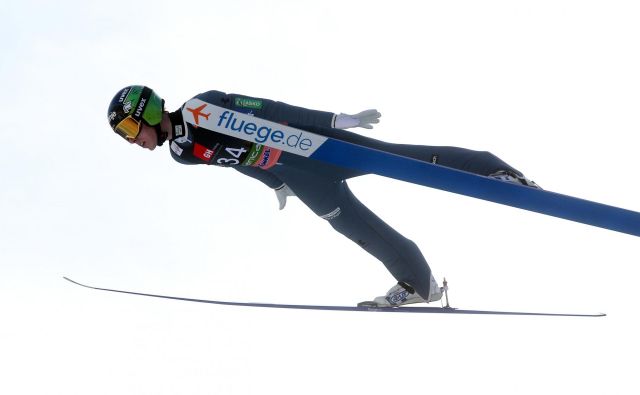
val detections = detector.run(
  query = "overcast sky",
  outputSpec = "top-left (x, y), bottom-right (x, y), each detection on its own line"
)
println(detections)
top-left (1, 1), bottom-right (639, 394)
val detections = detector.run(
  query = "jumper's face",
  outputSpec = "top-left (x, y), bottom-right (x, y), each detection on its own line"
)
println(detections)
top-left (130, 123), bottom-right (158, 151)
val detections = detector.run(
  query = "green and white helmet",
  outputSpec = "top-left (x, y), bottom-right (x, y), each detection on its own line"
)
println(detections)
top-left (107, 85), bottom-right (166, 144)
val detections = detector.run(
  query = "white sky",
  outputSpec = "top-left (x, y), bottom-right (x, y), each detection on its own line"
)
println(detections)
top-left (1, 0), bottom-right (639, 394)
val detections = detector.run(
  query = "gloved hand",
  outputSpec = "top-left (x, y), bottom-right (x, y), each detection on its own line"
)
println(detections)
top-left (334, 109), bottom-right (381, 130)
top-left (275, 183), bottom-right (296, 210)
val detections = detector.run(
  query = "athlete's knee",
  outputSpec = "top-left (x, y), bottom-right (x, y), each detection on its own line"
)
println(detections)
top-left (319, 206), bottom-right (343, 222)
top-left (319, 205), bottom-right (379, 252)
top-left (319, 206), bottom-right (354, 237)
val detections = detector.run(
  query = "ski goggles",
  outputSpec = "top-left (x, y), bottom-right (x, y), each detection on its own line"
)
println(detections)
top-left (114, 115), bottom-right (142, 142)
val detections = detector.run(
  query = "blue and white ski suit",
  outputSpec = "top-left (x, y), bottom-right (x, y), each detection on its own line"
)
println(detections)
top-left (167, 90), bottom-right (522, 299)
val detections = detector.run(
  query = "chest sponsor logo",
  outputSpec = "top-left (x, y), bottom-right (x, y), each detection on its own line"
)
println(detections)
top-left (242, 144), bottom-right (264, 166)
top-left (234, 97), bottom-right (263, 110)
top-left (174, 125), bottom-right (192, 145)
top-left (182, 99), bottom-right (329, 158)
top-left (193, 143), bottom-right (215, 162)
top-left (186, 104), bottom-right (211, 126)
top-left (254, 147), bottom-right (282, 169)
top-left (170, 141), bottom-right (184, 156)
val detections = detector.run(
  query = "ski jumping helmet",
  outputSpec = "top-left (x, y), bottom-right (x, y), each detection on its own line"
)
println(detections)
top-left (107, 85), bottom-right (167, 145)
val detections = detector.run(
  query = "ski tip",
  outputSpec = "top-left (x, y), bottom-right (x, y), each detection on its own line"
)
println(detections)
top-left (63, 277), bottom-right (87, 288)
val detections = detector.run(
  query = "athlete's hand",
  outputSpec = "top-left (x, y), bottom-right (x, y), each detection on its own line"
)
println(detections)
top-left (334, 109), bottom-right (381, 129)
top-left (275, 183), bottom-right (296, 210)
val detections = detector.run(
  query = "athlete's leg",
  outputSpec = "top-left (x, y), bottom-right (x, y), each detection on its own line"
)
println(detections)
top-left (394, 144), bottom-right (525, 176)
top-left (298, 125), bottom-right (525, 177)
top-left (321, 181), bottom-right (434, 299)
top-left (271, 160), bottom-right (434, 299)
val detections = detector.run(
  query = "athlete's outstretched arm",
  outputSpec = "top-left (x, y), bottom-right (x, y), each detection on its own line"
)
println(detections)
top-left (196, 90), bottom-right (380, 130)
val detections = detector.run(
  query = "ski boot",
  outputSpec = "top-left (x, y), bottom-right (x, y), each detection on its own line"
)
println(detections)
top-left (489, 170), bottom-right (541, 189)
top-left (358, 274), bottom-right (443, 308)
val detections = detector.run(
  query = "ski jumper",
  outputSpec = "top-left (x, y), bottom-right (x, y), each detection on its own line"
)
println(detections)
top-left (167, 90), bottom-right (523, 299)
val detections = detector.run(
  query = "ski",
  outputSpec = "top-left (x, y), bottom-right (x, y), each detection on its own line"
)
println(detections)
top-left (181, 99), bottom-right (640, 237)
top-left (63, 277), bottom-right (605, 317)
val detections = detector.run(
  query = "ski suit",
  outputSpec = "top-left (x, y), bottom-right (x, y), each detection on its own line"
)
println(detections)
top-left (167, 90), bottom-right (522, 299)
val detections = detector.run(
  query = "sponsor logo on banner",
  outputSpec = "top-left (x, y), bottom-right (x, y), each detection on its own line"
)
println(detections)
top-left (193, 143), bottom-right (215, 162)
